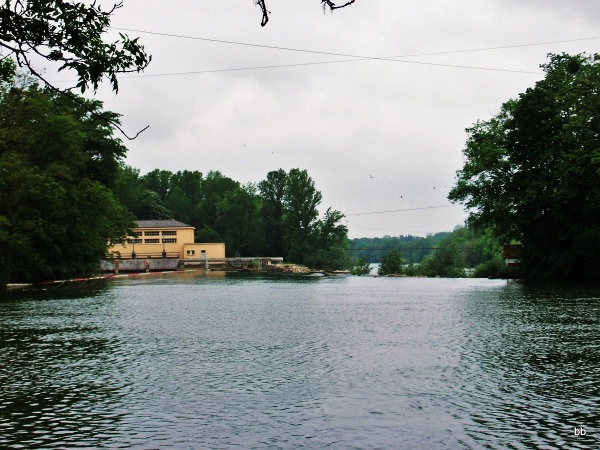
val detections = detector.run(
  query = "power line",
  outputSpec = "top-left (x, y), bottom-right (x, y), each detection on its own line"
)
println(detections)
top-left (119, 58), bottom-right (368, 78)
top-left (130, 58), bottom-right (541, 78)
top-left (116, 57), bottom-right (538, 79)
top-left (109, 27), bottom-right (600, 77)
top-left (346, 204), bottom-right (460, 217)
top-left (113, 27), bottom-right (599, 60)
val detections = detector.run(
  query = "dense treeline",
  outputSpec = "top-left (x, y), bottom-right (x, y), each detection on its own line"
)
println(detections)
top-left (352, 226), bottom-right (505, 278)
top-left (7, 53), bottom-right (595, 283)
top-left (0, 71), bottom-right (134, 284)
top-left (449, 53), bottom-right (600, 280)
top-left (349, 233), bottom-right (450, 263)
top-left (0, 71), bottom-right (350, 284)
top-left (114, 166), bottom-right (351, 269)
top-left (0, 68), bottom-right (503, 284)
top-left (0, 66), bottom-right (503, 285)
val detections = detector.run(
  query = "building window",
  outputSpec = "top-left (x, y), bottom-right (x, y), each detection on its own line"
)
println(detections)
top-left (162, 231), bottom-right (176, 236)
top-left (186, 250), bottom-right (195, 256)
top-left (145, 238), bottom-right (160, 244)
top-left (162, 238), bottom-right (177, 244)
top-left (145, 231), bottom-right (159, 236)
top-left (127, 238), bottom-right (142, 244)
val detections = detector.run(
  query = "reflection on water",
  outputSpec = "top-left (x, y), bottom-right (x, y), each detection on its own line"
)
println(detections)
top-left (0, 291), bottom-right (128, 448)
top-left (1, 273), bottom-right (598, 448)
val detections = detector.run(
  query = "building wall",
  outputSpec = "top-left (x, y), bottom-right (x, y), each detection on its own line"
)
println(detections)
top-left (182, 243), bottom-right (226, 260)
top-left (109, 226), bottom-right (195, 259)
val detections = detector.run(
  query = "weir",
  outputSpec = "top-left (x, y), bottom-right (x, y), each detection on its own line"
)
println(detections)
top-left (101, 257), bottom-right (284, 273)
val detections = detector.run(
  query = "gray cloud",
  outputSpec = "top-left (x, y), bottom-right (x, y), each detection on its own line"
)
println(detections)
top-left (90, 0), bottom-right (600, 237)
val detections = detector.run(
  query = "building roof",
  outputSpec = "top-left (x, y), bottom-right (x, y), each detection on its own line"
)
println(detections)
top-left (135, 219), bottom-right (193, 229)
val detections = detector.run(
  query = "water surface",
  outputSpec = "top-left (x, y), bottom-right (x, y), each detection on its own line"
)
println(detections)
top-left (1, 273), bottom-right (598, 448)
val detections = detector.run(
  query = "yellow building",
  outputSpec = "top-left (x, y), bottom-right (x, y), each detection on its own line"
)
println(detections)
top-left (108, 219), bottom-right (225, 260)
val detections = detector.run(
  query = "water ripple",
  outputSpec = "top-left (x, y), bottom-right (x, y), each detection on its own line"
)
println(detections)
top-left (1, 277), bottom-right (598, 448)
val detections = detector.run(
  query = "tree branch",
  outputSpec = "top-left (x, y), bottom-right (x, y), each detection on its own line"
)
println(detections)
top-left (21, 58), bottom-right (149, 140)
top-left (321, 0), bottom-right (357, 11)
top-left (254, 0), bottom-right (269, 26)
top-left (255, 0), bottom-right (356, 26)
top-left (1, 0), bottom-right (152, 139)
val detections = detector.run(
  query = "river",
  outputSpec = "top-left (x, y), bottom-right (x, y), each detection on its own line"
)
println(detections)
top-left (1, 272), bottom-right (598, 448)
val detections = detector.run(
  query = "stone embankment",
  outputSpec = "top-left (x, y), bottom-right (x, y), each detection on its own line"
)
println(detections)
top-left (265, 264), bottom-right (350, 276)
top-left (266, 263), bottom-right (314, 274)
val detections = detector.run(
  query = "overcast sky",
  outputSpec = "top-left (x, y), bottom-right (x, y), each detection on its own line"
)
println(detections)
top-left (76, 1), bottom-right (599, 238)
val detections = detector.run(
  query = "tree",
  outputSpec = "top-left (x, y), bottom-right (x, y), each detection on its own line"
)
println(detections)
top-left (351, 256), bottom-right (371, 275)
top-left (1, 1), bottom-right (151, 139)
top-left (0, 78), bottom-right (134, 283)
top-left (258, 168), bottom-right (349, 267)
top-left (419, 243), bottom-right (465, 278)
top-left (255, 0), bottom-right (357, 27)
top-left (196, 171), bottom-right (239, 238)
top-left (216, 183), bottom-right (262, 256)
top-left (284, 168), bottom-right (323, 263)
top-left (378, 249), bottom-right (402, 275)
top-left (163, 170), bottom-right (203, 226)
top-left (258, 169), bottom-right (288, 257)
top-left (0, 1), bottom-right (150, 93)
top-left (140, 169), bottom-right (173, 202)
top-left (307, 207), bottom-right (350, 270)
top-left (114, 165), bottom-right (175, 220)
top-left (134, 190), bottom-right (172, 220)
top-left (449, 53), bottom-right (600, 279)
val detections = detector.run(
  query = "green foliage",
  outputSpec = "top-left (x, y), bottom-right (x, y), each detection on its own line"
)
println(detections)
top-left (283, 168), bottom-right (323, 263)
top-left (141, 169), bottom-right (173, 202)
top-left (472, 256), bottom-right (507, 279)
top-left (135, 190), bottom-right (173, 220)
top-left (195, 226), bottom-right (221, 243)
top-left (0, 0), bottom-right (151, 93)
top-left (306, 208), bottom-right (350, 270)
top-left (403, 262), bottom-right (419, 277)
top-left (419, 242), bottom-right (466, 278)
top-left (0, 81), bottom-right (134, 283)
top-left (349, 232), bottom-right (451, 263)
top-left (257, 168), bottom-right (348, 269)
top-left (258, 169), bottom-right (288, 257)
top-left (0, 58), bottom-right (15, 83)
top-left (351, 256), bottom-right (371, 275)
top-left (216, 183), bottom-right (262, 256)
top-left (449, 53), bottom-right (600, 280)
top-left (378, 250), bottom-right (403, 275)
top-left (112, 165), bottom-right (351, 269)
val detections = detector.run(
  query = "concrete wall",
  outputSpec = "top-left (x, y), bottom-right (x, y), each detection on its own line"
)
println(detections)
top-left (101, 258), bottom-right (180, 272)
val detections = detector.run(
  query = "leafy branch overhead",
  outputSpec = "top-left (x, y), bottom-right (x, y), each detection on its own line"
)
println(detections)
top-left (0, 1), bottom-right (151, 139)
top-left (0, 0), bottom-right (151, 93)
top-left (255, 0), bottom-right (356, 26)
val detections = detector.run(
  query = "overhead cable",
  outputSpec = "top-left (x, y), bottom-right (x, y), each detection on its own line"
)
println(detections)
top-left (109, 28), bottom-right (600, 77)
top-left (346, 204), bottom-right (461, 217)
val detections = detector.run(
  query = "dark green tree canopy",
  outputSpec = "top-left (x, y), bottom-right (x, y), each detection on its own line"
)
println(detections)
top-left (378, 249), bottom-right (402, 276)
top-left (0, 78), bottom-right (134, 283)
top-left (112, 165), bottom-right (350, 268)
top-left (419, 242), bottom-right (466, 278)
top-left (449, 53), bottom-right (600, 279)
